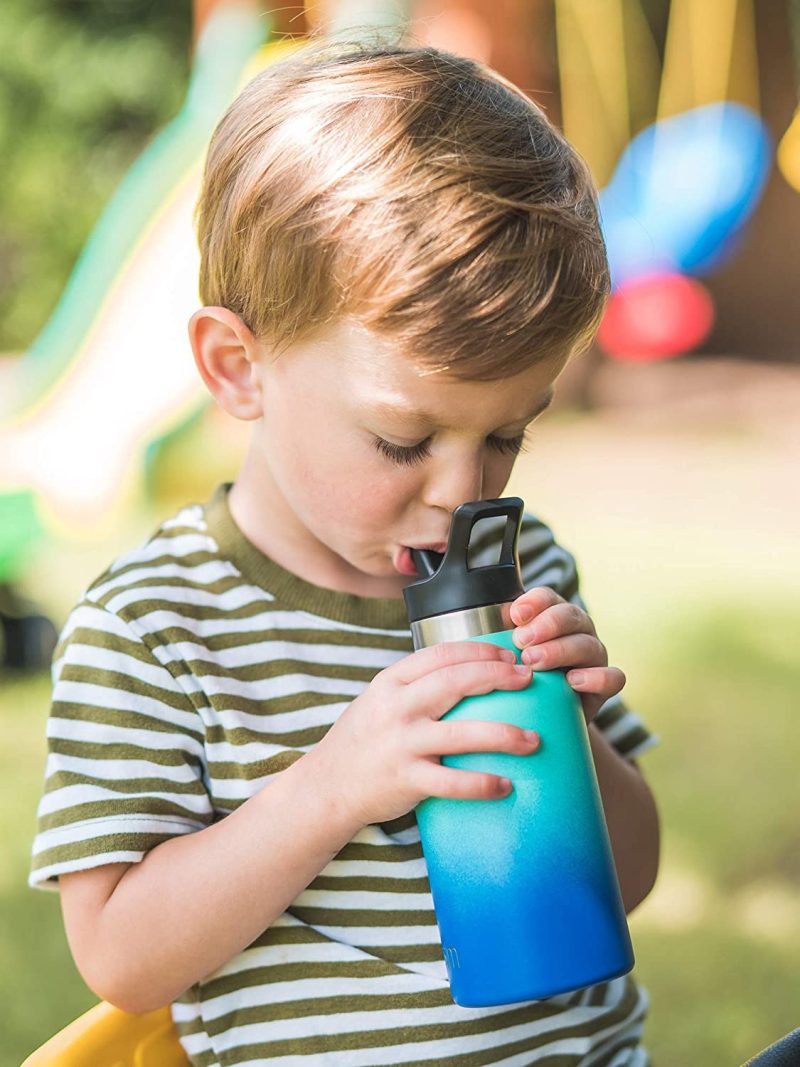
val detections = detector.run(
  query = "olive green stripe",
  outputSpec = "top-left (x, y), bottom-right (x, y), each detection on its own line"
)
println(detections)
top-left (60, 624), bottom-right (159, 667)
top-left (375, 944), bottom-right (446, 964)
top-left (207, 750), bottom-right (302, 780)
top-left (207, 723), bottom-right (330, 748)
top-left (94, 574), bottom-right (244, 608)
top-left (288, 906), bottom-right (438, 928)
top-left (48, 737), bottom-right (201, 768)
top-left (171, 1037), bottom-right (215, 1067)
top-left (92, 549), bottom-right (224, 584)
top-left (56, 668), bottom-right (195, 716)
top-left (176, 658), bottom-right (382, 684)
top-left (120, 599), bottom-right (277, 624)
top-left (250, 925), bottom-right (342, 948)
top-left (201, 690), bottom-right (351, 717)
top-left (164, 626), bottom-right (412, 654)
top-left (338, 842), bottom-right (424, 863)
top-left (307, 875), bottom-right (430, 894)
top-left (205, 720), bottom-right (333, 747)
top-left (32, 831), bottom-right (186, 868)
top-left (114, 595), bottom-right (405, 631)
top-left (594, 702), bottom-right (626, 729)
top-left (38, 795), bottom-right (206, 832)
top-left (611, 728), bottom-right (652, 758)
top-left (53, 702), bottom-right (203, 741)
top-left (43, 768), bottom-right (205, 798)
top-left (146, 522), bottom-right (209, 540)
top-left (205, 958), bottom-right (403, 999)
top-left (379, 812), bottom-right (416, 834)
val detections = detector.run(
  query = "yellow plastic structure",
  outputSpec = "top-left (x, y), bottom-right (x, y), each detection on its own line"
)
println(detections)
top-left (21, 1001), bottom-right (190, 1067)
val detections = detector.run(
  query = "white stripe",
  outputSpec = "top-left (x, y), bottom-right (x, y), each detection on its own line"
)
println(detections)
top-left (29, 850), bottom-right (149, 887)
top-left (52, 680), bottom-right (200, 736)
top-left (176, 1031), bottom-right (218, 1060)
top-left (297, 924), bottom-right (441, 946)
top-left (48, 715), bottom-right (201, 754)
top-left (154, 638), bottom-right (405, 672)
top-left (323, 858), bottom-right (429, 879)
top-left (624, 734), bottom-right (661, 760)
top-left (208, 939), bottom-right (393, 982)
top-left (45, 751), bottom-right (200, 785)
top-left (200, 972), bottom-right (445, 1020)
top-left (111, 531), bottom-right (214, 563)
top-left (213, 997), bottom-right (617, 1060)
top-left (162, 505), bottom-right (203, 529)
top-left (32, 814), bottom-right (203, 854)
top-left (185, 671), bottom-right (367, 703)
top-left (103, 582), bottom-right (271, 616)
top-left (92, 560), bottom-right (235, 598)
top-left (137, 606), bottom-right (409, 640)
top-left (293, 889), bottom-right (434, 911)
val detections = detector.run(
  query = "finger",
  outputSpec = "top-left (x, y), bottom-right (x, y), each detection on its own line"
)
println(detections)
top-left (389, 639), bottom-right (517, 685)
top-left (513, 601), bottom-right (595, 649)
top-left (521, 633), bottom-right (607, 670)
top-left (413, 762), bottom-right (514, 802)
top-left (404, 658), bottom-right (533, 721)
top-left (566, 666), bottom-right (626, 701)
top-left (415, 718), bottom-right (540, 758)
top-left (510, 587), bottom-right (563, 626)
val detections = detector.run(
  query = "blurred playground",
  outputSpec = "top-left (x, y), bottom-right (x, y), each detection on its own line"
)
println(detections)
top-left (2, 0), bottom-right (799, 1064)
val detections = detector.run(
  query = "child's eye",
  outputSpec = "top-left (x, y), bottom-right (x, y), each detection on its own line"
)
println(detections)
top-left (371, 430), bottom-right (532, 466)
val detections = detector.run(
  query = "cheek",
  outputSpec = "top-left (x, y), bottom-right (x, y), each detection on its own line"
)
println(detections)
top-left (267, 418), bottom-right (418, 530)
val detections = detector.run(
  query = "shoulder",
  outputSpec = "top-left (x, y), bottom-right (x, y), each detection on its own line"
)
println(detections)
top-left (55, 496), bottom-right (233, 675)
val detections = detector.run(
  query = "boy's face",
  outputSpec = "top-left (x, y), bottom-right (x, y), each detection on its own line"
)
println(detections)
top-left (195, 313), bottom-right (567, 599)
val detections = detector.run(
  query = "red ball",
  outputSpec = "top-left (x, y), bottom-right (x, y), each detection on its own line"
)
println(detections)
top-left (597, 272), bottom-right (715, 362)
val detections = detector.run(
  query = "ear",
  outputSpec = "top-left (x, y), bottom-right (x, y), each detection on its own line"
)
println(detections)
top-left (188, 307), bottom-right (264, 421)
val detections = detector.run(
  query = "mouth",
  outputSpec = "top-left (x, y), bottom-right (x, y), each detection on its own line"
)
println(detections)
top-left (394, 542), bottom-right (448, 576)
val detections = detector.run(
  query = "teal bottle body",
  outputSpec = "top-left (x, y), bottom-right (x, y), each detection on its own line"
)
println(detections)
top-left (415, 628), bottom-right (634, 1008)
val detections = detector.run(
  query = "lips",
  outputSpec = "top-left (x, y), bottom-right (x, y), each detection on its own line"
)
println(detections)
top-left (394, 542), bottom-right (448, 575)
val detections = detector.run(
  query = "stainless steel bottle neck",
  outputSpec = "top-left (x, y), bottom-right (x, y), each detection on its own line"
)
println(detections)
top-left (410, 602), bottom-right (510, 651)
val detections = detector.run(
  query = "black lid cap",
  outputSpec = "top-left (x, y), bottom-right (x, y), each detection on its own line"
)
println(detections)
top-left (402, 497), bottom-right (526, 624)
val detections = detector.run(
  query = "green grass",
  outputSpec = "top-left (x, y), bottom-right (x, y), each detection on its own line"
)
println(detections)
top-left (626, 602), bottom-right (800, 1064)
top-left (4, 597), bottom-right (798, 1065)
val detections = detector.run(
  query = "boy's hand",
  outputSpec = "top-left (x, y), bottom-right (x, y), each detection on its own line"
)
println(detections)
top-left (509, 587), bottom-right (625, 726)
top-left (310, 641), bottom-right (540, 829)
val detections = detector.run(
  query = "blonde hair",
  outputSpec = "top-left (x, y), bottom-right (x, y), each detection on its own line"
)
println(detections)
top-left (195, 37), bottom-right (610, 381)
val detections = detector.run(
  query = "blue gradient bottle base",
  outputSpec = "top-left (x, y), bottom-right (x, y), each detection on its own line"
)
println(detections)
top-left (438, 867), bottom-right (635, 1007)
top-left (415, 630), bottom-right (635, 1007)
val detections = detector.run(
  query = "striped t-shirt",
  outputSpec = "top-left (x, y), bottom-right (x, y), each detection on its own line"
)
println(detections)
top-left (30, 481), bottom-right (659, 1066)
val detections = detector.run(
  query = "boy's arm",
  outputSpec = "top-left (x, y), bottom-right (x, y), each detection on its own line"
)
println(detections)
top-left (587, 723), bottom-right (661, 914)
top-left (60, 745), bottom-right (362, 1015)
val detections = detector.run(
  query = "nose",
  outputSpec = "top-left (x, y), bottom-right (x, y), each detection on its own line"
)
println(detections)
top-left (422, 448), bottom-right (484, 515)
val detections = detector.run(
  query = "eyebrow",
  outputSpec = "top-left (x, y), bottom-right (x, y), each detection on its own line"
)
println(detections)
top-left (369, 387), bottom-right (555, 430)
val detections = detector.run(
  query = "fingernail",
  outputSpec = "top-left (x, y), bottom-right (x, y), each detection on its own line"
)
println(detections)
top-left (523, 729), bottom-right (539, 744)
top-left (516, 606), bottom-right (533, 623)
top-left (523, 647), bottom-right (543, 666)
top-left (514, 664), bottom-right (532, 675)
top-left (500, 648), bottom-right (518, 663)
top-left (569, 671), bottom-right (586, 686)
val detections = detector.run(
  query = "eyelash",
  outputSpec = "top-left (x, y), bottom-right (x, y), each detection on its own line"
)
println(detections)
top-left (372, 429), bottom-right (533, 466)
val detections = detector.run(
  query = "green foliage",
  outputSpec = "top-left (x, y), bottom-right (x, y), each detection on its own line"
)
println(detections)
top-left (0, 0), bottom-right (191, 352)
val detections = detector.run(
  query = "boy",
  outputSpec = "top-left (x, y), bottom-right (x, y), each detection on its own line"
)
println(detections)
top-left (30, 39), bottom-right (661, 1066)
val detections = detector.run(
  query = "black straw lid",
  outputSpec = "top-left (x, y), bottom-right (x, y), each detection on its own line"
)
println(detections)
top-left (402, 497), bottom-right (526, 624)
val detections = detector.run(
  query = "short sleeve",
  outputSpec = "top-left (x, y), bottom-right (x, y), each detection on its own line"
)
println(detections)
top-left (29, 599), bottom-right (214, 891)
top-left (517, 513), bottom-right (660, 762)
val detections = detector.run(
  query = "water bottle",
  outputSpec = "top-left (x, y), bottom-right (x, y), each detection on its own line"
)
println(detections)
top-left (402, 496), bottom-right (634, 1008)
